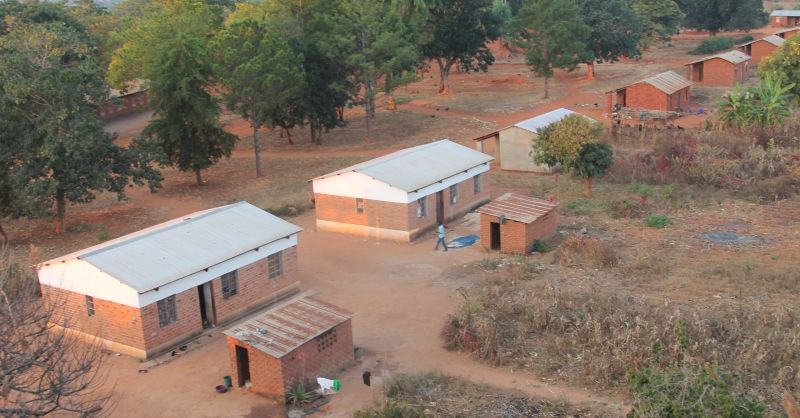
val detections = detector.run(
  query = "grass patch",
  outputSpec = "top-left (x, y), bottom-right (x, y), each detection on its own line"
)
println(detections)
top-left (645, 214), bottom-right (671, 228)
top-left (562, 199), bottom-right (606, 216)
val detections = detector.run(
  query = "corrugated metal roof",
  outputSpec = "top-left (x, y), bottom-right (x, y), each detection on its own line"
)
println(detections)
top-left (739, 35), bottom-right (785, 47)
top-left (775, 27), bottom-right (800, 35)
top-left (687, 50), bottom-right (750, 65)
top-left (312, 140), bottom-right (493, 192)
top-left (638, 71), bottom-right (693, 94)
top-left (477, 193), bottom-right (557, 224)
top-left (109, 79), bottom-right (147, 98)
top-left (224, 296), bottom-right (352, 358)
top-left (512, 108), bottom-right (597, 133)
top-left (41, 202), bottom-right (302, 293)
top-left (771, 10), bottom-right (800, 17)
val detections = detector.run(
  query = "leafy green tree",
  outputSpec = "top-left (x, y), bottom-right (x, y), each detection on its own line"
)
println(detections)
top-left (420, 0), bottom-right (502, 94)
top-left (325, 0), bottom-right (418, 141)
top-left (0, 19), bottom-right (161, 234)
top-left (761, 34), bottom-right (800, 104)
top-left (573, 142), bottom-right (613, 198)
top-left (213, 16), bottom-right (305, 177)
top-left (110, 0), bottom-right (237, 185)
top-left (629, 365), bottom-right (765, 418)
top-left (514, 0), bottom-right (592, 98)
top-left (578, 0), bottom-right (643, 80)
top-left (681, 0), bottom-right (767, 35)
top-left (632, 0), bottom-right (684, 46)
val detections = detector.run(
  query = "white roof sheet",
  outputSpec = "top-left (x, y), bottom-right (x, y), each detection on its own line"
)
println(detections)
top-left (224, 295), bottom-right (352, 358)
top-left (312, 139), bottom-right (493, 192)
top-left (41, 202), bottom-right (302, 293)
top-left (739, 35), bottom-right (785, 47)
top-left (687, 50), bottom-right (750, 65)
top-left (771, 10), bottom-right (800, 17)
top-left (512, 108), bottom-right (597, 133)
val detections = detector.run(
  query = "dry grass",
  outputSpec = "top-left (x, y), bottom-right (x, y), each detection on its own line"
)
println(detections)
top-left (355, 372), bottom-right (610, 417)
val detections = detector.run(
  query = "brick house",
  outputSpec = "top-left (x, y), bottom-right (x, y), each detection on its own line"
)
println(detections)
top-left (101, 79), bottom-right (149, 120)
top-left (770, 10), bottom-right (800, 27)
top-left (737, 35), bottom-right (784, 65)
top-left (685, 50), bottom-right (751, 86)
top-left (477, 193), bottom-right (557, 254)
top-left (224, 296), bottom-right (353, 400)
top-left (607, 71), bottom-right (693, 113)
top-left (37, 202), bottom-right (302, 359)
top-left (775, 27), bottom-right (800, 39)
top-left (473, 108), bottom-right (597, 173)
top-left (311, 140), bottom-right (493, 242)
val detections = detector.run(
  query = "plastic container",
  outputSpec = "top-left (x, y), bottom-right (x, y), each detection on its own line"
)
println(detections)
top-left (223, 375), bottom-right (232, 388)
top-left (332, 379), bottom-right (341, 392)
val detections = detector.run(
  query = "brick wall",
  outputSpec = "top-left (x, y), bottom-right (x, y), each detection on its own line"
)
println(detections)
top-left (748, 41), bottom-right (778, 65)
top-left (100, 91), bottom-right (149, 120)
top-left (771, 16), bottom-right (788, 27)
top-left (212, 246), bottom-right (299, 324)
top-left (407, 175), bottom-right (490, 240)
top-left (480, 209), bottom-right (558, 254)
top-left (226, 320), bottom-right (354, 400)
top-left (140, 286), bottom-right (204, 352)
top-left (625, 83), bottom-right (670, 111)
top-left (688, 58), bottom-right (749, 86)
top-left (41, 284), bottom-right (146, 350)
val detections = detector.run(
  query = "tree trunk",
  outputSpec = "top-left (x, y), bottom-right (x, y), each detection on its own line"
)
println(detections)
top-left (543, 76), bottom-right (549, 99)
top-left (53, 189), bottom-right (66, 234)
top-left (285, 127), bottom-right (294, 145)
top-left (252, 124), bottom-right (262, 178)
top-left (195, 169), bottom-right (203, 186)
top-left (586, 61), bottom-right (595, 80)
top-left (583, 177), bottom-right (592, 198)
top-left (337, 106), bottom-right (344, 122)
top-left (0, 222), bottom-right (7, 246)
top-left (365, 79), bottom-right (374, 144)
top-left (438, 58), bottom-right (454, 94)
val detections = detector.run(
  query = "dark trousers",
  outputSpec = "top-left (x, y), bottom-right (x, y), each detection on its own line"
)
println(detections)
top-left (435, 237), bottom-right (447, 251)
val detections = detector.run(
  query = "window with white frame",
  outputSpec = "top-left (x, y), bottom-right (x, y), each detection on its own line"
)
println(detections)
top-left (221, 271), bottom-right (238, 299)
top-left (268, 251), bottom-right (283, 279)
top-left (157, 295), bottom-right (177, 328)
top-left (473, 174), bottom-right (482, 194)
top-left (449, 184), bottom-right (458, 204)
top-left (416, 197), bottom-right (427, 218)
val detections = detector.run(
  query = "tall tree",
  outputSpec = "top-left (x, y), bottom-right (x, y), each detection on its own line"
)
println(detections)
top-left (681, 0), bottom-right (767, 35)
top-left (632, 0), bottom-right (684, 46)
top-left (514, 0), bottom-right (592, 98)
top-left (214, 15), bottom-right (305, 177)
top-left (578, 0), bottom-right (643, 80)
top-left (325, 0), bottom-right (418, 141)
top-left (420, 0), bottom-right (502, 94)
top-left (109, 0), bottom-right (237, 185)
top-left (0, 17), bottom-right (161, 233)
top-left (573, 142), bottom-right (613, 198)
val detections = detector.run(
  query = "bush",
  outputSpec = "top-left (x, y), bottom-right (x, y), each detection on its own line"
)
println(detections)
top-left (629, 365), bottom-right (765, 417)
top-left (645, 214), bottom-right (671, 228)
top-left (530, 240), bottom-right (551, 253)
top-left (285, 385), bottom-right (314, 406)
top-left (689, 36), bottom-right (734, 55)
top-left (734, 35), bottom-right (754, 44)
top-left (553, 236), bottom-right (618, 268)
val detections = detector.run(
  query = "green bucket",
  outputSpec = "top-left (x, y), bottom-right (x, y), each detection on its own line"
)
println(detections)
top-left (223, 375), bottom-right (232, 388)
top-left (332, 379), bottom-right (341, 392)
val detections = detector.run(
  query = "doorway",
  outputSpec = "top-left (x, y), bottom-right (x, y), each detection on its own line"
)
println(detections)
top-left (235, 345), bottom-right (251, 387)
top-left (490, 222), bottom-right (501, 250)
top-left (197, 282), bottom-right (216, 329)
top-left (435, 191), bottom-right (444, 224)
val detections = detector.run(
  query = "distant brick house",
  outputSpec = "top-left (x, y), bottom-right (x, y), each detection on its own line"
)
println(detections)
top-left (770, 10), bottom-right (800, 27)
top-left (775, 27), bottom-right (800, 39)
top-left (37, 202), bottom-right (302, 359)
top-left (685, 50), bottom-right (751, 86)
top-left (477, 193), bottom-right (557, 254)
top-left (607, 71), bottom-right (693, 113)
top-left (101, 79), bottom-right (149, 120)
top-left (224, 295), bottom-right (353, 400)
top-left (737, 35), bottom-right (784, 65)
top-left (311, 140), bottom-right (493, 242)
top-left (473, 108), bottom-right (596, 173)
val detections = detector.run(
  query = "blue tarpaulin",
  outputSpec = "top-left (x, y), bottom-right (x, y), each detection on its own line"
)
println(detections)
top-left (447, 235), bottom-right (479, 248)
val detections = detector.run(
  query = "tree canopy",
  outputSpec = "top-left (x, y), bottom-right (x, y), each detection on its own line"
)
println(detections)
top-left (679, 0), bottom-right (767, 34)
top-left (420, 0), bottom-right (502, 94)
top-left (632, 0), bottom-right (684, 46)
top-left (514, 0), bottom-right (592, 98)
top-left (761, 34), bottom-right (800, 104)
top-left (578, 0), bottom-right (643, 80)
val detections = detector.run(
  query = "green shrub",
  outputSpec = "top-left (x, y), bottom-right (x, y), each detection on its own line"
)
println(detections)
top-left (645, 214), bottom-right (671, 228)
top-left (689, 36), bottom-right (734, 55)
top-left (629, 365), bottom-right (765, 418)
top-left (734, 35), bottom-right (754, 44)
top-left (480, 257), bottom-right (500, 270)
top-left (530, 240), bottom-right (551, 253)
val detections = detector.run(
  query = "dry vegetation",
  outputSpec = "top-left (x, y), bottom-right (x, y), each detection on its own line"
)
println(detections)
top-left (354, 372), bottom-right (609, 418)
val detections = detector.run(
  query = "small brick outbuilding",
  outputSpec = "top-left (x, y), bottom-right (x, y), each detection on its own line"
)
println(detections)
top-left (477, 193), bottom-right (557, 254)
top-left (607, 71), bottom-right (693, 113)
top-left (37, 202), bottom-right (302, 359)
top-left (770, 10), bottom-right (800, 28)
top-left (776, 27), bottom-right (800, 39)
top-left (685, 50), bottom-right (751, 86)
top-left (737, 35), bottom-right (784, 65)
top-left (224, 296), bottom-right (353, 400)
top-left (311, 140), bottom-right (492, 242)
top-left (101, 79), bottom-right (149, 120)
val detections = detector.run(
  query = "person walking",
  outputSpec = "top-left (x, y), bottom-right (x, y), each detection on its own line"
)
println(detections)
top-left (434, 223), bottom-right (448, 251)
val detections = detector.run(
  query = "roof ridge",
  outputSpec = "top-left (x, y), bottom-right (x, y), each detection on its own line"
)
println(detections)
top-left (350, 140), bottom-right (446, 174)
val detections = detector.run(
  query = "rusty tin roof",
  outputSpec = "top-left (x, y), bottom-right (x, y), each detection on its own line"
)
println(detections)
top-left (477, 193), bottom-right (557, 224)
